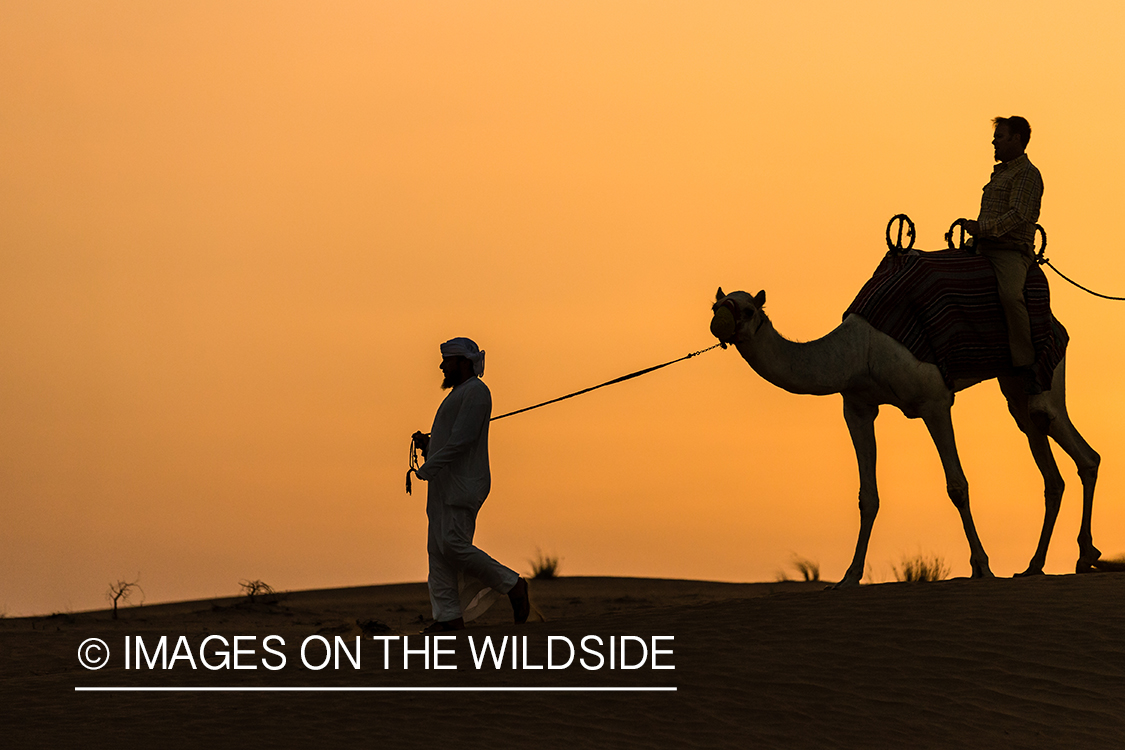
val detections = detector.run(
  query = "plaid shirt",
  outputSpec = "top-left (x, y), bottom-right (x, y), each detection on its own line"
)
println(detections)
top-left (977, 153), bottom-right (1043, 249)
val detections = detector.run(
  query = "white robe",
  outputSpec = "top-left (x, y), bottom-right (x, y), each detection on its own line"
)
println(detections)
top-left (417, 376), bottom-right (518, 621)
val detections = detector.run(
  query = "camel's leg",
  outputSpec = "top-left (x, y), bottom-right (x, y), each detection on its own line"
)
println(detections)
top-left (922, 408), bottom-right (994, 578)
top-left (1013, 360), bottom-right (1102, 571)
top-left (836, 396), bottom-right (879, 588)
top-left (1034, 360), bottom-right (1101, 572)
top-left (998, 375), bottom-right (1065, 576)
top-left (1053, 414), bottom-right (1102, 572)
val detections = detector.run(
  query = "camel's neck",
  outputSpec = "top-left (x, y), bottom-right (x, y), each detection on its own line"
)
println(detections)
top-left (735, 316), bottom-right (864, 396)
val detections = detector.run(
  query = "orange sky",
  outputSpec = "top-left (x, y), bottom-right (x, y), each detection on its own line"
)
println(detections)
top-left (3, 1), bottom-right (1124, 616)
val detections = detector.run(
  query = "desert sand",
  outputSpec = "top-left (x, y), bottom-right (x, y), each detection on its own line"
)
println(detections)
top-left (4, 573), bottom-right (1124, 748)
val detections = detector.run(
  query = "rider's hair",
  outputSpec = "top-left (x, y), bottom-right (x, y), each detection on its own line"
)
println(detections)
top-left (993, 116), bottom-right (1031, 146)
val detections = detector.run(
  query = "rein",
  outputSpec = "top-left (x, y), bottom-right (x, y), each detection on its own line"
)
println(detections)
top-left (1029, 222), bottom-right (1125, 300)
top-left (406, 343), bottom-right (722, 494)
top-left (1037, 256), bottom-right (1125, 301)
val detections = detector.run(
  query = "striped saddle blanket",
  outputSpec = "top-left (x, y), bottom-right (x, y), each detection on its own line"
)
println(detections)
top-left (844, 248), bottom-right (1067, 390)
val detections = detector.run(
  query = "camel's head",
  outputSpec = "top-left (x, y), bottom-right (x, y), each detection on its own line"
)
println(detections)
top-left (711, 288), bottom-right (767, 347)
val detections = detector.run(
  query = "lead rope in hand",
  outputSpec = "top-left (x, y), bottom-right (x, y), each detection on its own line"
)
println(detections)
top-left (405, 343), bottom-right (723, 494)
top-left (405, 439), bottom-right (423, 495)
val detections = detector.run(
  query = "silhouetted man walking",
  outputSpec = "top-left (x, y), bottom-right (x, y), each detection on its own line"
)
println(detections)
top-left (411, 337), bottom-right (530, 632)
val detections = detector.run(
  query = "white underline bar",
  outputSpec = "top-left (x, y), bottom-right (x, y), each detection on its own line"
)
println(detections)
top-left (76, 686), bottom-right (676, 693)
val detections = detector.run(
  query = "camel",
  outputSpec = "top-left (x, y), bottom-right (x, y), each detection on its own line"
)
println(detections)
top-left (710, 287), bottom-right (1101, 587)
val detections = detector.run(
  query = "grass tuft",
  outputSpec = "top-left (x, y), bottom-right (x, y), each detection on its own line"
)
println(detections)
top-left (892, 553), bottom-right (950, 582)
top-left (529, 548), bottom-right (561, 580)
top-left (775, 554), bottom-right (820, 582)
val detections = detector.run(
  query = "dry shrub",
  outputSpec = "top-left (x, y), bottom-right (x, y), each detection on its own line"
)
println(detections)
top-left (776, 554), bottom-right (820, 582)
top-left (892, 553), bottom-right (950, 582)
top-left (238, 579), bottom-right (276, 602)
top-left (530, 549), bottom-right (561, 580)
top-left (107, 576), bottom-right (145, 619)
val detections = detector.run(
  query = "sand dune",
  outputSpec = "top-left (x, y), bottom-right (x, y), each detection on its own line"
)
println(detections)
top-left (4, 574), bottom-right (1124, 748)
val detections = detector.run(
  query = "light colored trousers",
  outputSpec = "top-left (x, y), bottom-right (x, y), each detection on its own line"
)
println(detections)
top-left (979, 245), bottom-right (1035, 368)
top-left (426, 496), bottom-right (518, 622)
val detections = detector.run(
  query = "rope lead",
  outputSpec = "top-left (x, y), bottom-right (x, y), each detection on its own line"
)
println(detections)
top-left (405, 343), bottom-right (723, 494)
top-left (406, 436), bottom-right (424, 495)
top-left (490, 343), bottom-right (723, 422)
top-left (938, 217), bottom-right (1125, 301)
top-left (1038, 258), bottom-right (1125, 301)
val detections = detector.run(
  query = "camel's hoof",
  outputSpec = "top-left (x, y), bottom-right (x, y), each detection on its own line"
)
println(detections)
top-left (970, 563), bottom-right (995, 579)
top-left (1076, 546), bottom-right (1103, 574)
top-left (1076, 558), bottom-right (1101, 574)
top-left (1014, 567), bottom-right (1045, 578)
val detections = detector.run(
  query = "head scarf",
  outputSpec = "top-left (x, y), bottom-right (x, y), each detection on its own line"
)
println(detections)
top-left (440, 337), bottom-right (486, 376)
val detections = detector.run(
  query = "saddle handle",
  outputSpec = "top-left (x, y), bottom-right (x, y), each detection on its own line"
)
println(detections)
top-left (885, 214), bottom-right (916, 255)
top-left (946, 218), bottom-right (971, 251)
top-left (946, 218), bottom-right (1047, 261)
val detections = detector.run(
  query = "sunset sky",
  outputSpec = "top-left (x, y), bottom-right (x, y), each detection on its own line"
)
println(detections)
top-left (3, 1), bottom-right (1124, 616)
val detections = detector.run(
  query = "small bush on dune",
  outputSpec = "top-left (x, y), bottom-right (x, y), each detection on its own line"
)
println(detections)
top-left (530, 549), bottom-right (561, 580)
top-left (238, 579), bottom-right (276, 602)
top-left (892, 553), bottom-right (950, 582)
top-left (107, 576), bottom-right (145, 620)
top-left (791, 555), bottom-right (821, 582)
top-left (775, 554), bottom-right (820, 582)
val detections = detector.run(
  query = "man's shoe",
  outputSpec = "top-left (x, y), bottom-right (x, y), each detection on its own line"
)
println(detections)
top-left (508, 577), bottom-right (531, 625)
top-left (421, 617), bottom-right (464, 634)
